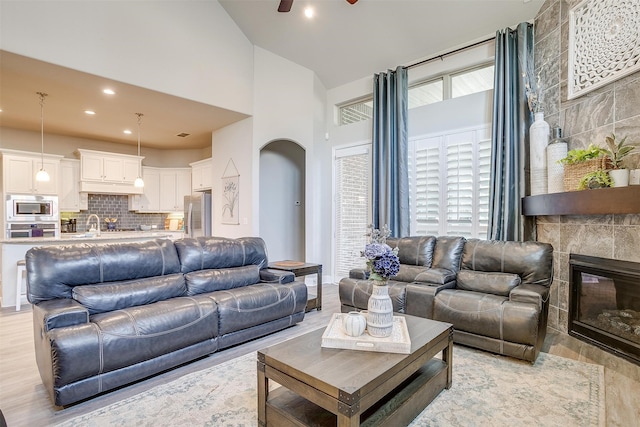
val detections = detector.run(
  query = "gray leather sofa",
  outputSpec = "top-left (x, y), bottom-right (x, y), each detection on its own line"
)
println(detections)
top-left (339, 236), bottom-right (553, 362)
top-left (26, 236), bottom-right (307, 407)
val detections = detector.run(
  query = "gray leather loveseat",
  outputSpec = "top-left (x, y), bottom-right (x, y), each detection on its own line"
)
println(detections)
top-left (26, 236), bottom-right (307, 407)
top-left (340, 236), bottom-right (553, 362)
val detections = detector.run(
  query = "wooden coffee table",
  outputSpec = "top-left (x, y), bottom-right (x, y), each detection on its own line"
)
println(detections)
top-left (257, 314), bottom-right (453, 427)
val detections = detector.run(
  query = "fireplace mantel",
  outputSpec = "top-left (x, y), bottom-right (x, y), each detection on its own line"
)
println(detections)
top-left (522, 186), bottom-right (640, 216)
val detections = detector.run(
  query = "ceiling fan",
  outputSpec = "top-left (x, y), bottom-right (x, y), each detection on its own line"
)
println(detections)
top-left (278, 0), bottom-right (358, 13)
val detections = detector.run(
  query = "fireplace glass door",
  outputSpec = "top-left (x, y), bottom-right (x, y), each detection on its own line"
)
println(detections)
top-left (569, 254), bottom-right (640, 365)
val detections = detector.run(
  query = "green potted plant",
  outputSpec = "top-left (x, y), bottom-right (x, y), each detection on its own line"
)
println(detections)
top-left (578, 170), bottom-right (612, 190)
top-left (558, 144), bottom-right (607, 191)
top-left (558, 144), bottom-right (605, 165)
top-left (602, 134), bottom-right (637, 187)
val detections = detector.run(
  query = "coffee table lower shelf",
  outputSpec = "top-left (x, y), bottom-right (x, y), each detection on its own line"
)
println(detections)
top-left (264, 358), bottom-right (448, 427)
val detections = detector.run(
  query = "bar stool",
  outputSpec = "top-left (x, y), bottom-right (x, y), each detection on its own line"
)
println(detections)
top-left (16, 260), bottom-right (27, 311)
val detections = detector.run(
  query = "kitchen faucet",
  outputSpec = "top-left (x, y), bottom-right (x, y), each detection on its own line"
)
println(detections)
top-left (86, 214), bottom-right (101, 236)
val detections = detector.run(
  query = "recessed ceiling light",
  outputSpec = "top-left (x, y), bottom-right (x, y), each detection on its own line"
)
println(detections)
top-left (304, 7), bottom-right (314, 18)
top-left (103, 89), bottom-right (115, 95)
top-left (123, 129), bottom-right (132, 135)
top-left (84, 110), bottom-right (96, 115)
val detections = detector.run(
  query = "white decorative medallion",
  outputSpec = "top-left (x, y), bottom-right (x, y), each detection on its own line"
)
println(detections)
top-left (568, 0), bottom-right (640, 99)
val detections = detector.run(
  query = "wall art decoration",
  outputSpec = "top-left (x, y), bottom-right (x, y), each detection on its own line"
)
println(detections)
top-left (568, 0), bottom-right (640, 99)
top-left (221, 158), bottom-right (239, 225)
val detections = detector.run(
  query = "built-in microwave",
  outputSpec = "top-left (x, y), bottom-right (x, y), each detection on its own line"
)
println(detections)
top-left (5, 195), bottom-right (59, 222)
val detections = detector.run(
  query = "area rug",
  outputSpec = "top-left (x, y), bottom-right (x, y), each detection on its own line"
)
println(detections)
top-left (55, 345), bottom-right (604, 427)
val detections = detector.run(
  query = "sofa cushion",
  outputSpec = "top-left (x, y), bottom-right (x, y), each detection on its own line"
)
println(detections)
top-left (461, 239), bottom-right (554, 287)
top-left (456, 270), bottom-right (521, 297)
top-left (432, 236), bottom-right (465, 271)
top-left (339, 278), bottom-right (408, 313)
top-left (72, 274), bottom-right (186, 314)
top-left (210, 282), bottom-right (308, 334)
top-left (433, 289), bottom-right (507, 339)
top-left (26, 239), bottom-right (181, 304)
top-left (414, 268), bottom-right (457, 285)
top-left (184, 265), bottom-right (260, 295)
top-left (393, 264), bottom-right (430, 283)
top-left (50, 296), bottom-right (219, 383)
top-left (387, 236), bottom-right (436, 267)
top-left (175, 236), bottom-right (268, 274)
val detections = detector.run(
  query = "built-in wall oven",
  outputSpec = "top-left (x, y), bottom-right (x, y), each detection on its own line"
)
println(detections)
top-left (5, 195), bottom-right (60, 239)
top-left (6, 222), bottom-right (59, 239)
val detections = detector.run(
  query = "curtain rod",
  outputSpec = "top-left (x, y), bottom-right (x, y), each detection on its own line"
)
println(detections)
top-left (405, 36), bottom-right (495, 70)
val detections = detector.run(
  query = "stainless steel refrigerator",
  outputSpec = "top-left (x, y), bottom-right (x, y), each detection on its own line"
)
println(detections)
top-left (184, 192), bottom-right (212, 237)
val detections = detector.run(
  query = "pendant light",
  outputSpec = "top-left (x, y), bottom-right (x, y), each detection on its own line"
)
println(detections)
top-left (35, 92), bottom-right (50, 182)
top-left (134, 113), bottom-right (144, 188)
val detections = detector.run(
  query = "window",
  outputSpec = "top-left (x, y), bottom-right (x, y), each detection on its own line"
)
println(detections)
top-left (408, 79), bottom-right (443, 109)
top-left (339, 99), bottom-right (373, 125)
top-left (334, 146), bottom-right (371, 278)
top-left (337, 63), bottom-right (494, 126)
top-left (452, 65), bottom-right (495, 98)
top-left (409, 126), bottom-right (491, 238)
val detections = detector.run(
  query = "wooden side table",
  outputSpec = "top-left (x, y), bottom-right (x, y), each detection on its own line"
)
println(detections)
top-left (268, 261), bottom-right (322, 312)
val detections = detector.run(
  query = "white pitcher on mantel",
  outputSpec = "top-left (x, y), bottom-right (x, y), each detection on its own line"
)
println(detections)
top-left (530, 112), bottom-right (550, 195)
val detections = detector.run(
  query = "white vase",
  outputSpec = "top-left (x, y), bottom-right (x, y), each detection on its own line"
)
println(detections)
top-left (530, 112), bottom-right (550, 195)
top-left (342, 311), bottom-right (367, 337)
top-left (367, 282), bottom-right (394, 338)
top-left (609, 169), bottom-right (629, 187)
top-left (547, 127), bottom-right (568, 194)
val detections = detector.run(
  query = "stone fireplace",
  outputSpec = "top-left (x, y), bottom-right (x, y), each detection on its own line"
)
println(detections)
top-left (569, 254), bottom-right (640, 365)
top-left (531, 0), bottom-right (640, 349)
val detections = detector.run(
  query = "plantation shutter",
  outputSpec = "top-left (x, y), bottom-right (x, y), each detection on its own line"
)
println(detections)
top-left (411, 137), bottom-right (441, 236)
top-left (409, 126), bottom-right (491, 238)
top-left (446, 133), bottom-right (475, 237)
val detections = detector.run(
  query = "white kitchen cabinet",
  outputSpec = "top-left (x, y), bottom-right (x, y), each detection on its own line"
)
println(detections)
top-left (159, 168), bottom-right (191, 212)
top-left (128, 167), bottom-right (161, 212)
top-left (1, 152), bottom-right (61, 195)
top-left (79, 150), bottom-right (142, 183)
top-left (77, 149), bottom-right (144, 194)
top-left (59, 159), bottom-right (88, 212)
top-left (129, 167), bottom-right (189, 213)
top-left (190, 158), bottom-right (212, 192)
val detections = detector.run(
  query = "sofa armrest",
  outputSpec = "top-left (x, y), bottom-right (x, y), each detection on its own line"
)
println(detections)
top-left (260, 269), bottom-right (295, 284)
top-left (509, 284), bottom-right (550, 311)
top-left (349, 268), bottom-right (369, 280)
top-left (34, 299), bottom-right (89, 333)
top-left (414, 268), bottom-right (457, 286)
top-left (405, 281), bottom-right (456, 319)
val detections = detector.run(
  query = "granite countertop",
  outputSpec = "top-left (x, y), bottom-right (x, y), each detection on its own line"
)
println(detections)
top-left (2, 231), bottom-right (183, 244)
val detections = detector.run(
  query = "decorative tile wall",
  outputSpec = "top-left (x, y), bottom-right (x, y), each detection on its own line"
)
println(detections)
top-left (534, 0), bottom-right (640, 333)
top-left (62, 194), bottom-right (167, 233)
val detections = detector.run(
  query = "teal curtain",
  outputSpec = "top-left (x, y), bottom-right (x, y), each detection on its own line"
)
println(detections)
top-left (372, 66), bottom-right (409, 237)
top-left (488, 23), bottom-right (535, 241)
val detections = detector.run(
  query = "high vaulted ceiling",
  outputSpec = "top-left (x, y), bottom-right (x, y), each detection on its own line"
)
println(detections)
top-left (0, 0), bottom-right (544, 150)
top-left (219, 0), bottom-right (544, 89)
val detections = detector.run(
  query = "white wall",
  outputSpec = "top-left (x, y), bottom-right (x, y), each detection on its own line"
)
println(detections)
top-left (0, 128), bottom-right (208, 167)
top-left (211, 117), bottom-right (254, 238)
top-left (251, 47), bottom-right (323, 264)
top-left (0, 0), bottom-right (254, 115)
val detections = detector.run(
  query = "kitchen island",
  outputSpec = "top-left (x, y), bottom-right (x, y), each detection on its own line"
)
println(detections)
top-left (1, 231), bottom-right (184, 308)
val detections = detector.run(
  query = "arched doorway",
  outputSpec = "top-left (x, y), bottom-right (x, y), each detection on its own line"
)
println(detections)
top-left (259, 140), bottom-right (305, 261)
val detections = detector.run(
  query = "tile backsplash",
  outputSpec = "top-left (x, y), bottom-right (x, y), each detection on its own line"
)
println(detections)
top-left (63, 194), bottom-right (169, 232)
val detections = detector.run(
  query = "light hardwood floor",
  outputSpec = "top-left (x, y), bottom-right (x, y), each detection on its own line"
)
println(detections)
top-left (1, 284), bottom-right (639, 426)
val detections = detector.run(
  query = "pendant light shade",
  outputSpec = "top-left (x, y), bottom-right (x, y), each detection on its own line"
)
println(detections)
top-left (134, 113), bottom-right (144, 188)
top-left (35, 92), bottom-right (50, 182)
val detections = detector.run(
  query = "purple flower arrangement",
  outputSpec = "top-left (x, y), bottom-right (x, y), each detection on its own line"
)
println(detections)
top-left (362, 225), bottom-right (400, 282)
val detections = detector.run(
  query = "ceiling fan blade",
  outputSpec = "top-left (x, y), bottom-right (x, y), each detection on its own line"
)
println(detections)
top-left (278, 0), bottom-right (293, 12)
top-left (346, 0), bottom-right (358, 4)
